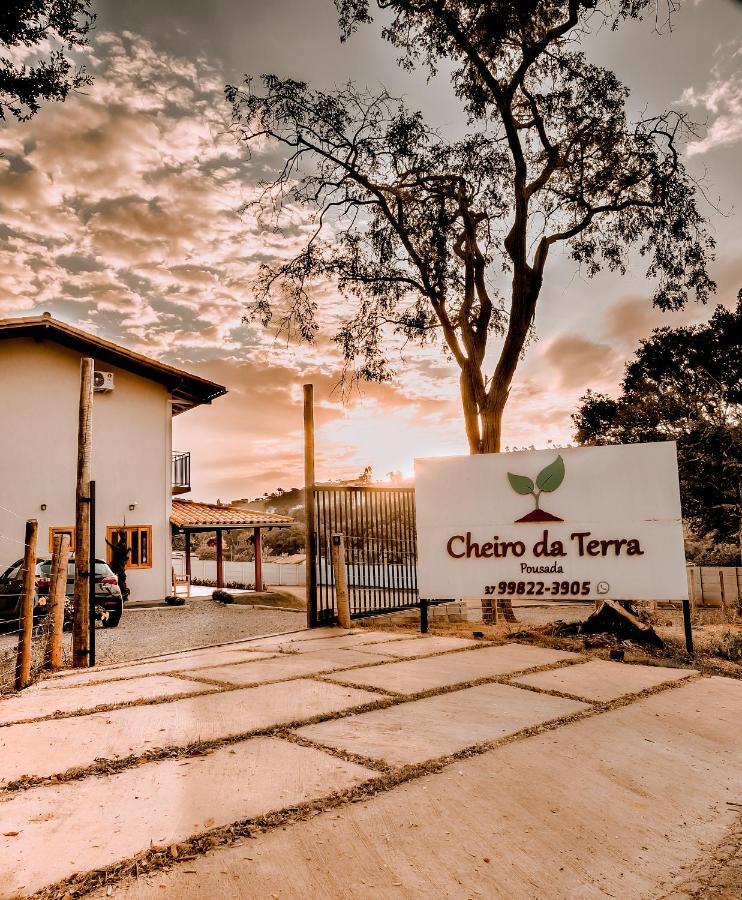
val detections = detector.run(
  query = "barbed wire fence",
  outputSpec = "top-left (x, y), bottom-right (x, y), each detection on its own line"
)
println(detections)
top-left (0, 508), bottom-right (74, 694)
top-left (0, 618), bottom-right (73, 695)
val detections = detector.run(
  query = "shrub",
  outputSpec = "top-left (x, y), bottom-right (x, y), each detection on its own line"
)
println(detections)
top-left (212, 590), bottom-right (234, 604)
top-left (716, 630), bottom-right (742, 662)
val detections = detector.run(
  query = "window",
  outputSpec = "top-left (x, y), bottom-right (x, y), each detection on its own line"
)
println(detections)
top-left (106, 526), bottom-right (153, 570)
top-left (49, 527), bottom-right (76, 553)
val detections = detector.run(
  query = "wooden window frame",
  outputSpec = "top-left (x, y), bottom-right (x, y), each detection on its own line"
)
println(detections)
top-left (106, 525), bottom-right (153, 570)
top-left (49, 526), bottom-right (76, 554)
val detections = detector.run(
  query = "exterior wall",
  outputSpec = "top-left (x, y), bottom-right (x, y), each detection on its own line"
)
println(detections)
top-left (0, 337), bottom-right (172, 601)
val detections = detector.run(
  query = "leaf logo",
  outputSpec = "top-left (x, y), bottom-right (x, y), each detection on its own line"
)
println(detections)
top-left (507, 455), bottom-right (565, 523)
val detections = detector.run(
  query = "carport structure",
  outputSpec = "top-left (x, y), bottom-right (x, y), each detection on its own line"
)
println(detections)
top-left (170, 499), bottom-right (294, 590)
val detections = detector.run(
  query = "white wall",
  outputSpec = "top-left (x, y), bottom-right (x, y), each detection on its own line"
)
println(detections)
top-left (0, 338), bottom-right (172, 600)
top-left (172, 556), bottom-right (305, 587)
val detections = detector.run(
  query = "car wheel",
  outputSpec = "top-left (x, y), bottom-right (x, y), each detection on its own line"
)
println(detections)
top-left (103, 598), bottom-right (123, 628)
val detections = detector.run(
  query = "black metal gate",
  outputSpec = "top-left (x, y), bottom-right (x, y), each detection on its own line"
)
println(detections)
top-left (309, 485), bottom-right (418, 624)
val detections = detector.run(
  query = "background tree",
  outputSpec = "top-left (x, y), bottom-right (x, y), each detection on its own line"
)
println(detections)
top-left (1, 0), bottom-right (94, 122)
top-left (573, 292), bottom-right (742, 563)
top-left (227, 0), bottom-right (714, 453)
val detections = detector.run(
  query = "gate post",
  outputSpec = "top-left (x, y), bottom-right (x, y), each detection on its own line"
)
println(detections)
top-left (332, 534), bottom-right (351, 629)
top-left (304, 384), bottom-right (318, 627)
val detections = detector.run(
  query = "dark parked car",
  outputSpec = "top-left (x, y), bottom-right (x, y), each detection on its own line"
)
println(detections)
top-left (0, 558), bottom-right (124, 627)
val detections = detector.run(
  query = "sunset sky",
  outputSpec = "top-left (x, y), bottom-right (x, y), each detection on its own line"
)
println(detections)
top-left (1, 1), bottom-right (740, 501)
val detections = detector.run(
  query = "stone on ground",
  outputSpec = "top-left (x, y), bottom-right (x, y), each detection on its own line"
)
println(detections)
top-left (0, 679), bottom-right (378, 785)
top-left (296, 682), bottom-right (588, 766)
top-left (325, 642), bottom-right (581, 694)
top-left (1, 736), bottom-right (375, 897)
top-left (511, 658), bottom-right (695, 702)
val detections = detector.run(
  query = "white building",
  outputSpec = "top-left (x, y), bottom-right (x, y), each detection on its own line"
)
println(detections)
top-left (0, 313), bottom-right (226, 601)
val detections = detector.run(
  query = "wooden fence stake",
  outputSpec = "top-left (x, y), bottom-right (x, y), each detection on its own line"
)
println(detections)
top-left (331, 534), bottom-right (351, 629)
top-left (73, 357), bottom-right (93, 667)
top-left (46, 533), bottom-right (70, 670)
top-left (15, 518), bottom-right (38, 690)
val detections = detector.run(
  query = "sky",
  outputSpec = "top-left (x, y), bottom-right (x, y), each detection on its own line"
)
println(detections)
top-left (0, 0), bottom-right (741, 501)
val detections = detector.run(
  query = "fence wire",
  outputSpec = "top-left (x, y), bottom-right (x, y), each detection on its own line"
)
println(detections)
top-left (0, 618), bottom-right (73, 695)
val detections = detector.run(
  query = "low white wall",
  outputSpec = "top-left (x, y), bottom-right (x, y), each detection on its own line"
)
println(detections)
top-left (173, 557), bottom-right (305, 587)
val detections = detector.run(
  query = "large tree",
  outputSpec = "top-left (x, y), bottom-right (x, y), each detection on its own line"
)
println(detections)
top-left (573, 293), bottom-right (742, 558)
top-left (227, 0), bottom-right (714, 453)
top-left (1, 1), bottom-right (94, 122)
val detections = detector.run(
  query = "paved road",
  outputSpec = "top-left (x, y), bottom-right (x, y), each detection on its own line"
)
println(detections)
top-left (1, 629), bottom-right (740, 898)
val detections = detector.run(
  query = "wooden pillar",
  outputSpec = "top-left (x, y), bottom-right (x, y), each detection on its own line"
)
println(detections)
top-left (304, 384), bottom-right (317, 627)
top-left (254, 527), bottom-right (263, 592)
top-left (185, 531), bottom-right (192, 580)
top-left (215, 530), bottom-right (224, 589)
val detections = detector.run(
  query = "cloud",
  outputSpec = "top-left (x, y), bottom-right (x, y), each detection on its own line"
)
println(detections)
top-left (680, 43), bottom-right (742, 155)
top-left (1, 28), bottom-right (733, 498)
top-left (0, 30), bottom-right (288, 343)
top-left (541, 334), bottom-right (621, 391)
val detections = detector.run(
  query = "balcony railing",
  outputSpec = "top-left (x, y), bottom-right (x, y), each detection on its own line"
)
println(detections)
top-left (172, 451), bottom-right (191, 495)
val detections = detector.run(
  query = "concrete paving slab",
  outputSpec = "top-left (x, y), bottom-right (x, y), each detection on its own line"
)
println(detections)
top-left (238, 627), bottom-right (358, 649)
top-left (511, 658), bottom-right (695, 702)
top-left (32, 643), bottom-right (273, 684)
top-left (0, 679), bottom-right (378, 785)
top-left (248, 632), bottom-right (413, 654)
top-left (0, 675), bottom-right (215, 726)
top-left (325, 643), bottom-right (582, 694)
top-left (28, 649), bottom-right (279, 689)
top-left (1, 736), bottom-right (376, 897)
top-left (93, 676), bottom-right (742, 900)
top-left (297, 683), bottom-right (588, 766)
top-left (357, 635), bottom-right (480, 658)
top-left (193, 648), bottom-right (391, 686)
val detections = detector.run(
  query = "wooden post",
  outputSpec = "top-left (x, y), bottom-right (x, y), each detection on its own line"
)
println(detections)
top-left (88, 479), bottom-right (96, 667)
top-left (215, 530), bottom-right (224, 589)
top-left (254, 527), bottom-right (263, 592)
top-left (73, 358), bottom-right (93, 667)
top-left (15, 518), bottom-right (38, 690)
top-left (304, 384), bottom-right (317, 628)
top-left (331, 533), bottom-right (351, 629)
top-left (185, 531), bottom-right (192, 581)
top-left (45, 532), bottom-right (70, 671)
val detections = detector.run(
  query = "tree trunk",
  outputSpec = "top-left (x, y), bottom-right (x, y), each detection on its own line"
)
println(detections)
top-left (459, 366), bottom-right (483, 453)
top-left (480, 398), bottom-right (504, 453)
top-left (475, 269), bottom-right (540, 455)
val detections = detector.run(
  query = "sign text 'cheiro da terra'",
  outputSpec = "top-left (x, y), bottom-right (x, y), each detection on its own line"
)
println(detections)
top-left (414, 443), bottom-right (688, 602)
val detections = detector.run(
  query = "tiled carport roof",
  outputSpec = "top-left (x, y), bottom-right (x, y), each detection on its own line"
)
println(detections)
top-left (171, 499), bottom-right (294, 530)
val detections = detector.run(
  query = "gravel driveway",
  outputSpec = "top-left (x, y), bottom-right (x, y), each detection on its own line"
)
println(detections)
top-left (0, 600), bottom-right (305, 671)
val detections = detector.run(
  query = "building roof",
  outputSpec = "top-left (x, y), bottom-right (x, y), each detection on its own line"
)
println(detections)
top-left (171, 499), bottom-right (295, 530)
top-left (0, 313), bottom-right (227, 415)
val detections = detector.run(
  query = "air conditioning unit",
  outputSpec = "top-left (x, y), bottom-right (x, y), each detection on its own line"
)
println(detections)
top-left (93, 371), bottom-right (115, 392)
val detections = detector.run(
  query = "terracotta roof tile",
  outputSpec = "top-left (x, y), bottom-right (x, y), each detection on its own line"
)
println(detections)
top-left (171, 499), bottom-right (293, 529)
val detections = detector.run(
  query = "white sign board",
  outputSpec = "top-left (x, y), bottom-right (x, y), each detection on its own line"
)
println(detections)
top-left (414, 442), bottom-right (688, 602)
